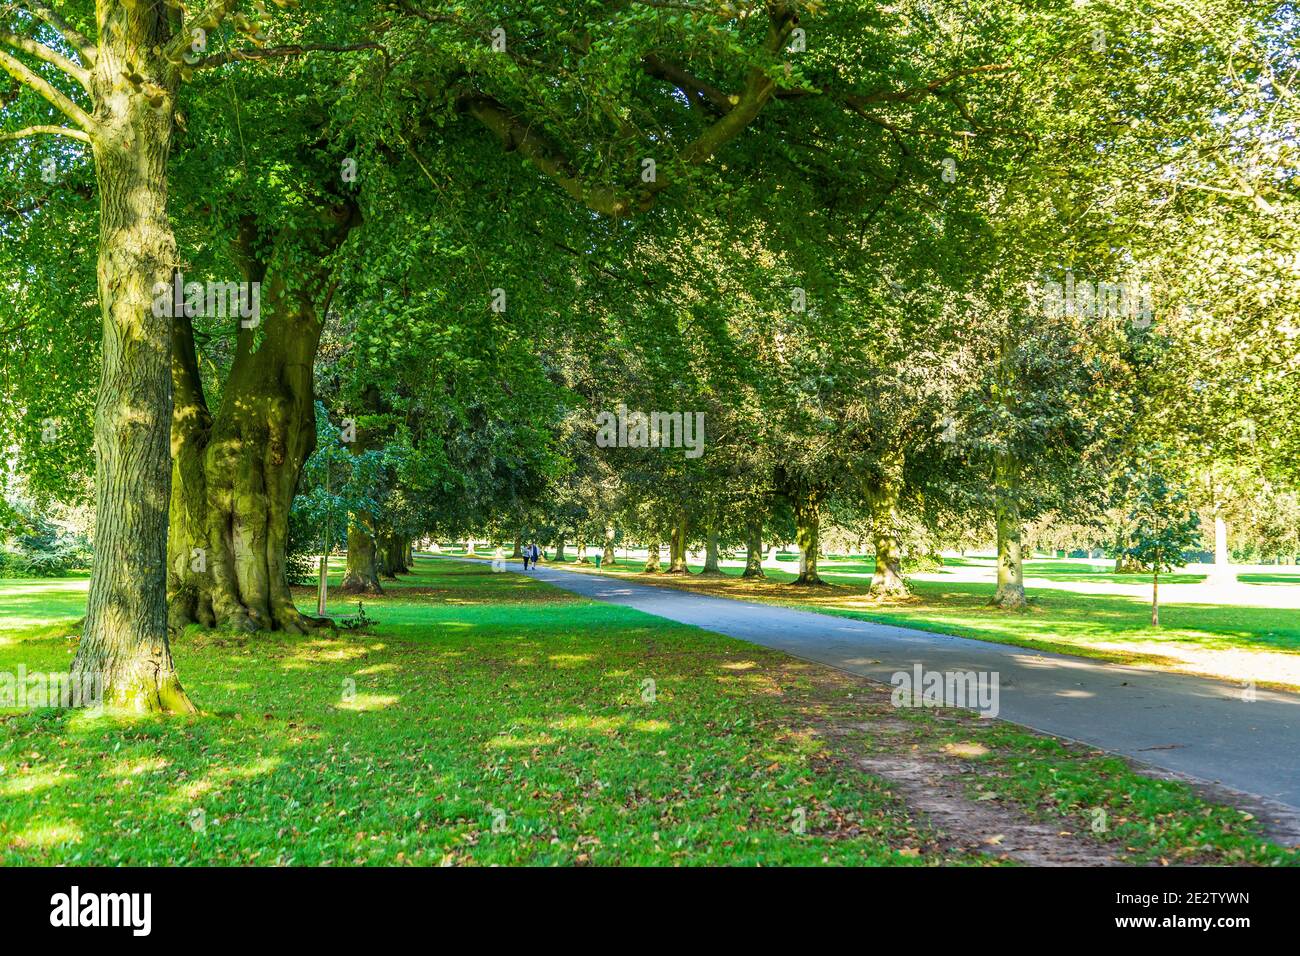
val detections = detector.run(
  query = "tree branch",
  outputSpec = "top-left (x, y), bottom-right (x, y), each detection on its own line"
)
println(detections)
top-left (461, 94), bottom-right (634, 216)
top-left (191, 42), bottom-right (389, 71)
top-left (7, 0), bottom-right (94, 63)
top-left (0, 29), bottom-right (90, 90)
top-left (642, 53), bottom-right (731, 114)
top-left (0, 121), bottom-right (88, 142)
top-left (160, 0), bottom-right (240, 67)
top-left (0, 44), bottom-right (93, 131)
top-left (464, 3), bottom-right (799, 216)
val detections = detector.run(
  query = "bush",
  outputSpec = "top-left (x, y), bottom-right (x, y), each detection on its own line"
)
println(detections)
top-left (285, 509), bottom-right (319, 587)
top-left (0, 528), bottom-right (92, 578)
top-left (902, 552), bottom-right (944, 574)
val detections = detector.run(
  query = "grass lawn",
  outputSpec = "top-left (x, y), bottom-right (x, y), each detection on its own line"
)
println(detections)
top-left (0, 559), bottom-right (1294, 866)
top-left (555, 553), bottom-right (1300, 689)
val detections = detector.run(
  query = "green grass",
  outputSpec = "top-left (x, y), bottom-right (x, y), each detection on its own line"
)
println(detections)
top-left (0, 561), bottom-right (945, 865)
top-left (0, 558), bottom-right (1294, 866)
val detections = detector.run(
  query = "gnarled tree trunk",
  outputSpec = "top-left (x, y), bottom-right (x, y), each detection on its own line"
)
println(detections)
top-left (165, 208), bottom-right (357, 633)
top-left (602, 525), bottom-right (617, 564)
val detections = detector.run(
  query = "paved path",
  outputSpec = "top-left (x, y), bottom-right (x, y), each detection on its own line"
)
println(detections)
top-left (436, 556), bottom-right (1300, 810)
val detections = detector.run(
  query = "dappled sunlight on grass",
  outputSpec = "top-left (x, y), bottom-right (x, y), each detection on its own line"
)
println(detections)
top-left (169, 754), bottom-right (284, 806)
top-left (334, 693), bottom-right (401, 712)
top-left (108, 756), bottom-right (171, 777)
top-left (11, 819), bottom-right (82, 849)
top-left (0, 769), bottom-right (73, 796)
top-left (487, 733), bottom-right (556, 749)
top-left (1, 556), bottom-right (1293, 866)
top-left (547, 653), bottom-right (595, 668)
top-left (549, 714), bottom-right (626, 733)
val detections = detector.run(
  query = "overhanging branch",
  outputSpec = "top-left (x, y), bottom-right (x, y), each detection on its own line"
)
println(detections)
top-left (0, 44), bottom-right (93, 131)
top-left (191, 42), bottom-right (389, 71)
top-left (0, 28), bottom-right (89, 89)
top-left (464, 3), bottom-right (799, 217)
top-left (0, 121), bottom-right (88, 142)
top-left (7, 0), bottom-right (94, 63)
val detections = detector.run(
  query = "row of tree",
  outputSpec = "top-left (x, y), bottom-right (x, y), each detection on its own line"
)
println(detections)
top-left (2, 1), bottom-right (1296, 709)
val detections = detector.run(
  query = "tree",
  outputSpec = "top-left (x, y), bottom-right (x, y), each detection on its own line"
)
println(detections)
top-left (1121, 468), bottom-right (1201, 627)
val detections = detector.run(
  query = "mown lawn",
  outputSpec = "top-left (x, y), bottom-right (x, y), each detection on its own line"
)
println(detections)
top-left (0, 559), bottom-right (1294, 865)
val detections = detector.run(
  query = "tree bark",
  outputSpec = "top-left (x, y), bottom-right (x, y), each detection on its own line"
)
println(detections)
top-left (1114, 553), bottom-right (1144, 573)
top-left (665, 509), bottom-right (690, 573)
top-left (341, 518), bottom-right (384, 594)
top-left (602, 525), bottom-right (617, 564)
top-left (511, 535), bottom-right (523, 559)
top-left (991, 450), bottom-right (1027, 609)
top-left (742, 519), bottom-right (764, 578)
top-left (643, 538), bottom-right (661, 573)
top-left (701, 523), bottom-right (723, 575)
top-left (791, 494), bottom-right (826, 586)
top-left (165, 206), bottom-right (357, 634)
top-left (868, 456), bottom-right (909, 597)
top-left (72, 14), bottom-right (194, 713)
top-left (553, 535), bottom-right (566, 561)
top-left (575, 540), bottom-right (590, 564)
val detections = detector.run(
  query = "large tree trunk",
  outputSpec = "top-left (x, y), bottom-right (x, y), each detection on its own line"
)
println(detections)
top-left (165, 208), bottom-right (357, 633)
top-left (575, 540), bottom-right (590, 564)
top-left (376, 532), bottom-right (410, 579)
top-left (341, 518), bottom-right (384, 594)
top-left (553, 535), bottom-right (566, 561)
top-left (377, 531), bottom-right (397, 579)
top-left (602, 525), bottom-right (617, 564)
top-left (643, 537), bottom-right (661, 573)
top-left (991, 450), bottom-right (1027, 609)
top-left (511, 535), bottom-right (523, 559)
top-left (868, 456), bottom-right (909, 597)
top-left (72, 16), bottom-right (193, 713)
top-left (791, 493), bottom-right (826, 586)
top-left (742, 519), bottom-right (764, 578)
top-left (665, 510), bottom-right (690, 573)
top-left (701, 524), bottom-right (723, 575)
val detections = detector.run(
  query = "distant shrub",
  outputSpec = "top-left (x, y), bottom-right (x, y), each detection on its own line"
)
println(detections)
top-left (902, 553), bottom-right (944, 574)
